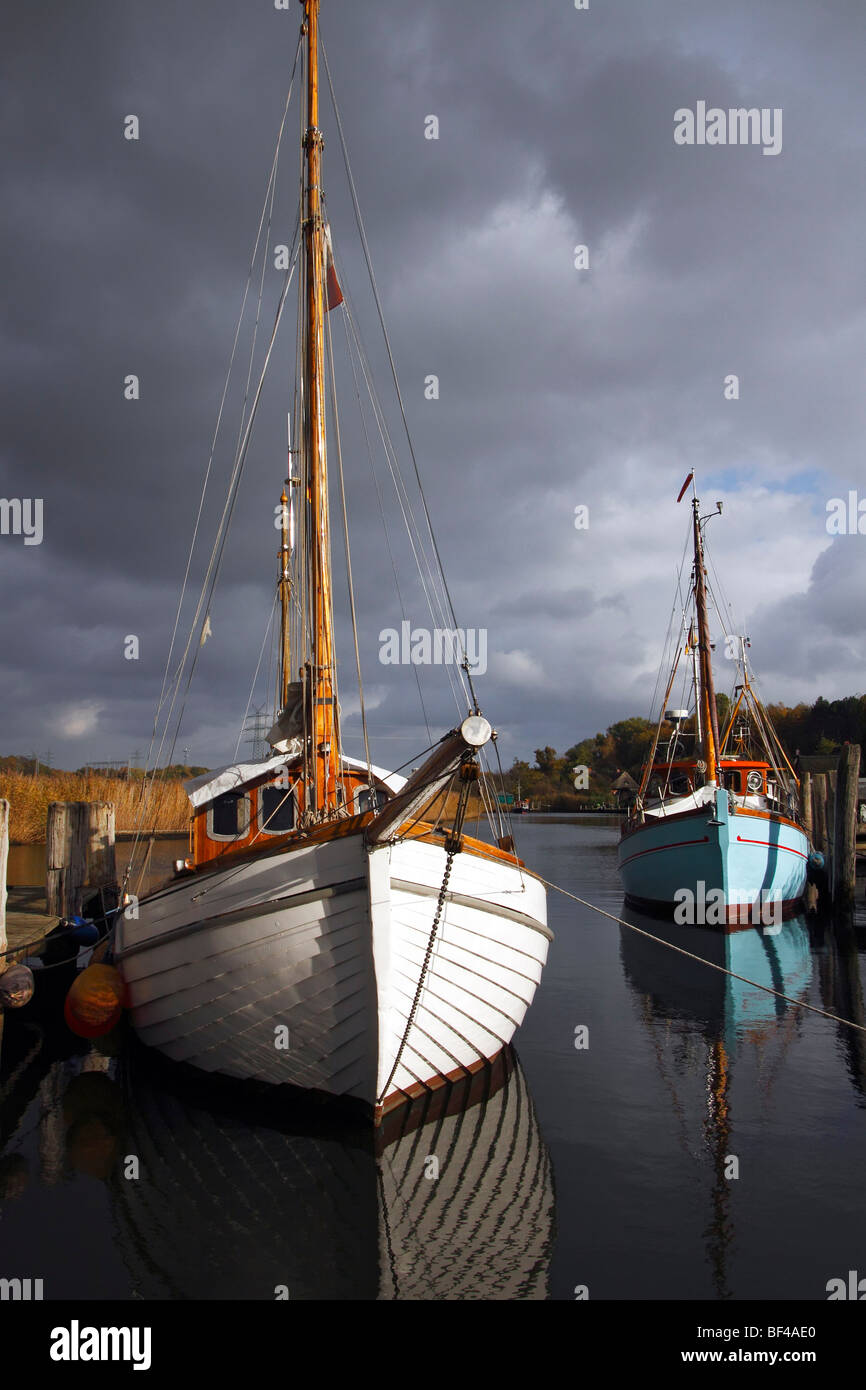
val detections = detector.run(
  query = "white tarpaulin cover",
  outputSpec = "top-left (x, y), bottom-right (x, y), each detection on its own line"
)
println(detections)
top-left (184, 753), bottom-right (407, 809)
top-left (183, 753), bottom-right (294, 809)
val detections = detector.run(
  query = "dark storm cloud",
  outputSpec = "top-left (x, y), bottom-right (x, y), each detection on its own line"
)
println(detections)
top-left (1, 0), bottom-right (864, 771)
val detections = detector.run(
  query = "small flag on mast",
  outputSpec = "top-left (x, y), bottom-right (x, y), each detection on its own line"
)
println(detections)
top-left (676, 472), bottom-right (694, 503)
top-left (324, 224), bottom-right (343, 310)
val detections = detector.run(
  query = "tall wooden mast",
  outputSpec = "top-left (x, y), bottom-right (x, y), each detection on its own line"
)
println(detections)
top-left (692, 497), bottom-right (721, 785)
top-left (302, 0), bottom-right (339, 813)
top-left (278, 481), bottom-right (291, 710)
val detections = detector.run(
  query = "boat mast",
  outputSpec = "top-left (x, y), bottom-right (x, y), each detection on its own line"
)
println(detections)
top-left (302, 0), bottom-right (339, 814)
top-left (692, 497), bottom-right (721, 785)
top-left (690, 622), bottom-right (702, 748)
top-left (278, 479), bottom-right (291, 710)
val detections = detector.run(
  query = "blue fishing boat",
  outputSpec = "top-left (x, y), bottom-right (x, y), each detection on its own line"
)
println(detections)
top-left (618, 475), bottom-right (814, 928)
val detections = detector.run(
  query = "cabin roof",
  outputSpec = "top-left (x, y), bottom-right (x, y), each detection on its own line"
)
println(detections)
top-left (184, 752), bottom-right (407, 809)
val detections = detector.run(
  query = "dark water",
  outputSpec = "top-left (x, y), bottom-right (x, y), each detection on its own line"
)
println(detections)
top-left (7, 838), bottom-right (187, 899)
top-left (2, 818), bottom-right (865, 1300)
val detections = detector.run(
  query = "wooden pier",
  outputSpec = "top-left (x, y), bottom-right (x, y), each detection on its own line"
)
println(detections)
top-left (1, 799), bottom-right (117, 975)
top-left (801, 744), bottom-right (863, 915)
top-left (4, 885), bottom-right (57, 959)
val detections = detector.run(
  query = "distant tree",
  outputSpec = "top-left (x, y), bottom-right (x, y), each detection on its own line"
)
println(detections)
top-left (534, 746), bottom-right (560, 777)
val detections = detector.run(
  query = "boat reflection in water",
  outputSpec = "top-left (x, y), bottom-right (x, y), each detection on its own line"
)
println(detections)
top-left (112, 1045), bottom-right (554, 1300)
top-left (619, 906), bottom-right (812, 1049)
top-left (619, 906), bottom-right (812, 1297)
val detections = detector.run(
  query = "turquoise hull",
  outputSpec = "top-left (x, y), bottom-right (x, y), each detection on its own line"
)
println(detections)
top-left (618, 787), bottom-right (809, 928)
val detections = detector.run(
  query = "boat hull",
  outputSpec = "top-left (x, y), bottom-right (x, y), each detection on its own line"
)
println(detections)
top-left (114, 829), bottom-right (549, 1119)
top-left (617, 788), bottom-right (808, 928)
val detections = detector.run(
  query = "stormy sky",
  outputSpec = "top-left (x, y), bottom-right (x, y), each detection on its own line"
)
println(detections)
top-left (2, 0), bottom-right (865, 775)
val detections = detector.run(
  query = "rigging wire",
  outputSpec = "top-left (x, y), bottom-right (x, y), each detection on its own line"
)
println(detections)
top-left (127, 44), bottom-right (303, 875)
top-left (540, 877), bottom-right (866, 1036)
top-left (233, 588), bottom-right (280, 762)
top-left (128, 241), bottom-right (302, 896)
top-left (320, 34), bottom-right (474, 697)
top-left (343, 307), bottom-right (433, 745)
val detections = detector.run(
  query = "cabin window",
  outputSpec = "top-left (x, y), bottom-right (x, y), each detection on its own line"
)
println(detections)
top-left (260, 784), bottom-right (295, 835)
top-left (356, 786), bottom-right (386, 814)
top-left (207, 792), bottom-right (250, 841)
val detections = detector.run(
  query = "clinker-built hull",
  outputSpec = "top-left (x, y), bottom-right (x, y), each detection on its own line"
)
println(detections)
top-left (115, 829), bottom-right (549, 1119)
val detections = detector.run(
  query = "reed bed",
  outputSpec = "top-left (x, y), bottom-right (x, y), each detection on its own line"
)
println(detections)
top-left (0, 772), bottom-right (190, 844)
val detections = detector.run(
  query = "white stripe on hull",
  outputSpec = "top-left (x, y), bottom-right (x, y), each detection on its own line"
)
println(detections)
top-left (115, 830), bottom-right (549, 1112)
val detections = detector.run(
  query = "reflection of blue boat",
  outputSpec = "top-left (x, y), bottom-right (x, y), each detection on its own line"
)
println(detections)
top-left (619, 907), bottom-right (813, 1049)
top-left (619, 907), bottom-right (813, 1298)
top-left (723, 917), bottom-right (812, 1048)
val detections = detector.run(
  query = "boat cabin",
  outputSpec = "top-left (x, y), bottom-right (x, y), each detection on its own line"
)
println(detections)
top-left (186, 757), bottom-right (401, 867)
top-left (651, 758), bottom-right (772, 799)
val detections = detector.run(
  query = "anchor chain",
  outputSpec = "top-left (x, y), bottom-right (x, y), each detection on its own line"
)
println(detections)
top-left (376, 755), bottom-right (478, 1107)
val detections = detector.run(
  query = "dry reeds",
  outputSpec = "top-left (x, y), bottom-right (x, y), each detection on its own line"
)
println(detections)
top-left (0, 772), bottom-right (190, 844)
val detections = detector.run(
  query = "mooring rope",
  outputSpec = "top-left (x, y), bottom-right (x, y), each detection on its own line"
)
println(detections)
top-left (538, 876), bottom-right (866, 1034)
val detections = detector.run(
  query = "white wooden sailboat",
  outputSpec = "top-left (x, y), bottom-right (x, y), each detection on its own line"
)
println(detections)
top-left (115, 0), bottom-right (549, 1124)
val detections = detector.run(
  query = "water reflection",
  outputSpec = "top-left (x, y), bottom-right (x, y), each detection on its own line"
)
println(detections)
top-left (619, 908), bottom-right (812, 1043)
top-left (115, 1046), bottom-right (553, 1300)
top-left (618, 908), bottom-right (814, 1298)
top-left (0, 1023), bottom-right (554, 1300)
top-left (814, 912), bottom-right (866, 1101)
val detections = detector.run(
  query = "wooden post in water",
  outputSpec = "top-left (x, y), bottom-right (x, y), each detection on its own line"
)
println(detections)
top-left (800, 772), bottom-right (812, 841)
top-left (0, 799), bottom-right (8, 969)
top-left (811, 773), bottom-right (829, 868)
top-left (833, 743), bottom-right (860, 912)
top-left (0, 800), bottom-right (8, 1058)
top-left (87, 802), bottom-right (117, 905)
top-left (827, 768), bottom-right (837, 897)
top-left (46, 802), bottom-right (89, 918)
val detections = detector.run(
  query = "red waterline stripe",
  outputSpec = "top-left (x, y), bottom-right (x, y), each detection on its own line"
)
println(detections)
top-left (735, 835), bottom-right (809, 859)
top-left (620, 835), bottom-right (710, 868)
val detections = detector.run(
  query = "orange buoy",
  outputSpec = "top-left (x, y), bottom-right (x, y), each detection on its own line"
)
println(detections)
top-left (64, 965), bottom-right (125, 1039)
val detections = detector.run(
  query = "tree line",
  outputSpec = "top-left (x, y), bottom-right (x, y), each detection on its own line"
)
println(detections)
top-left (504, 693), bottom-right (866, 810)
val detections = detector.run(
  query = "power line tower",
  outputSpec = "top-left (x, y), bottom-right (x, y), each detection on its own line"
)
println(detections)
top-left (244, 706), bottom-right (271, 762)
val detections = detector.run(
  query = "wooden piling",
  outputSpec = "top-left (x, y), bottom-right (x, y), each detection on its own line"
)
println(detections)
top-left (0, 800), bottom-right (8, 1057)
top-left (0, 799), bottom-right (8, 968)
top-left (800, 772), bottom-right (812, 841)
top-left (87, 802), bottom-right (117, 897)
top-left (45, 801), bottom-right (117, 920)
top-left (811, 773), bottom-right (830, 871)
top-left (46, 802), bottom-right (90, 918)
top-left (833, 743), bottom-right (860, 911)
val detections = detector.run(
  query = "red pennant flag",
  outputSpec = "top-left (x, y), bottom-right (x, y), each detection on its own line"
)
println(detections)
top-left (324, 224), bottom-right (343, 310)
top-left (676, 471), bottom-right (694, 503)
